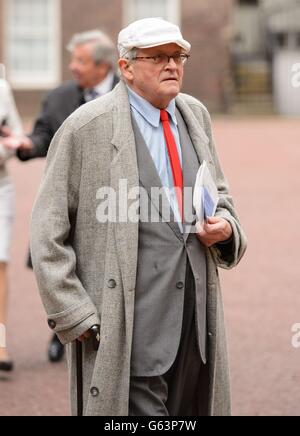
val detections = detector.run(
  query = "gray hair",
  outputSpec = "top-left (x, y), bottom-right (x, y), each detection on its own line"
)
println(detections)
top-left (67, 30), bottom-right (116, 67)
top-left (123, 48), bottom-right (138, 62)
top-left (118, 48), bottom-right (139, 82)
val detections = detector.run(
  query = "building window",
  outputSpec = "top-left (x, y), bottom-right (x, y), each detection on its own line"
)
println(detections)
top-left (234, 0), bottom-right (263, 55)
top-left (4, 0), bottom-right (61, 89)
top-left (124, 0), bottom-right (181, 26)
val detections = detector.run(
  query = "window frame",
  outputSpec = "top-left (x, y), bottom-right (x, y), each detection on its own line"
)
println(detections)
top-left (123, 0), bottom-right (181, 27)
top-left (3, 0), bottom-right (61, 90)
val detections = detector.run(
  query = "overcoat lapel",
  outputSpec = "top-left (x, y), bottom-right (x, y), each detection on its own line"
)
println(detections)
top-left (176, 107), bottom-right (200, 240)
top-left (175, 96), bottom-right (213, 171)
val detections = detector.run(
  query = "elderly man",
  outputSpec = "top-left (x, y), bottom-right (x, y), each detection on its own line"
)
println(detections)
top-left (5, 29), bottom-right (118, 363)
top-left (30, 18), bottom-right (247, 416)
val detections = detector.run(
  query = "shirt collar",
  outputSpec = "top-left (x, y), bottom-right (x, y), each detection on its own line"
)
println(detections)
top-left (94, 70), bottom-right (115, 95)
top-left (127, 86), bottom-right (177, 128)
top-left (84, 70), bottom-right (115, 100)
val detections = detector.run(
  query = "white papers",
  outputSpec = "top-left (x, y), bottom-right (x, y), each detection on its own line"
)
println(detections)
top-left (193, 160), bottom-right (219, 225)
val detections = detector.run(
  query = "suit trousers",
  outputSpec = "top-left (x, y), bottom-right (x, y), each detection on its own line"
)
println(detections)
top-left (129, 260), bottom-right (209, 416)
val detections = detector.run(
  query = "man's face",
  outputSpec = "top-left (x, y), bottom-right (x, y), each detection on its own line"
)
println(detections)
top-left (120, 43), bottom-right (186, 108)
top-left (69, 42), bottom-right (110, 89)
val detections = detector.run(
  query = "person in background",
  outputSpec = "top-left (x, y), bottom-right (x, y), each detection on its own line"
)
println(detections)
top-left (0, 77), bottom-right (24, 372)
top-left (4, 29), bottom-right (119, 363)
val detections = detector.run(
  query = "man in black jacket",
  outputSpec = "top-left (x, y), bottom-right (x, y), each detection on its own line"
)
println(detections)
top-left (17, 29), bottom-right (119, 161)
top-left (8, 30), bottom-right (119, 363)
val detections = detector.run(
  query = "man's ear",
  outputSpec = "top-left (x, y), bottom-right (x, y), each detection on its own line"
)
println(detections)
top-left (118, 59), bottom-right (134, 81)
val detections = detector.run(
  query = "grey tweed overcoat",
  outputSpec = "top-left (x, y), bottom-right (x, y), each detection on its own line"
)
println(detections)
top-left (30, 81), bottom-right (247, 416)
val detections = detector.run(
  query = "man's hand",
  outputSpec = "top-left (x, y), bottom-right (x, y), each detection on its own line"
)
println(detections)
top-left (77, 330), bottom-right (92, 343)
top-left (1, 136), bottom-right (22, 150)
top-left (0, 126), bottom-right (12, 137)
top-left (196, 216), bottom-right (232, 248)
top-left (1, 135), bottom-right (33, 151)
top-left (18, 136), bottom-right (33, 151)
top-left (77, 326), bottom-right (100, 351)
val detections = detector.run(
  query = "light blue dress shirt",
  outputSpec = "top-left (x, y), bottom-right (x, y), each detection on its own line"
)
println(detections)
top-left (127, 86), bottom-right (183, 224)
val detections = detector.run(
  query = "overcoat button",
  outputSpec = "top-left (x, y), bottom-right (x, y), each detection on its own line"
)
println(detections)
top-left (108, 279), bottom-right (116, 289)
top-left (176, 281), bottom-right (184, 289)
top-left (48, 319), bottom-right (56, 330)
top-left (90, 387), bottom-right (99, 397)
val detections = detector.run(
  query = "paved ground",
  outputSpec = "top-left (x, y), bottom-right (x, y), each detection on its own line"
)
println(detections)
top-left (1, 116), bottom-right (300, 416)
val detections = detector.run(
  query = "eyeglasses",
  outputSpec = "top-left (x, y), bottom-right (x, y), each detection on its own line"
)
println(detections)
top-left (131, 53), bottom-right (190, 66)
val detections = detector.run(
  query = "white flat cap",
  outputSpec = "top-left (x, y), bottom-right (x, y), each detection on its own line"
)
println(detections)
top-left (118, 17), bottom-right (191, 57)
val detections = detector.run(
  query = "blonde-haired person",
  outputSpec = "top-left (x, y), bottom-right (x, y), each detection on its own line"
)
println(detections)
top-left (0, 77), bottom-right (23, 371)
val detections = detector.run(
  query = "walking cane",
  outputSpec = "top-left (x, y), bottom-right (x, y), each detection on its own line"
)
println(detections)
top-left (76, 325), bottom-right (100, 417)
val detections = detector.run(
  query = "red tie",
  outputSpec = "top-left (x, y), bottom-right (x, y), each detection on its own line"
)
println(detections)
top-left (160, 109), bottom-right (183, 221)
